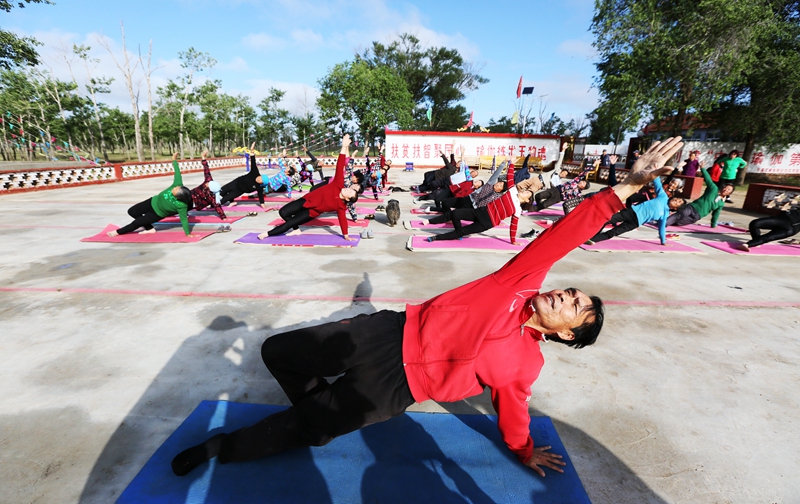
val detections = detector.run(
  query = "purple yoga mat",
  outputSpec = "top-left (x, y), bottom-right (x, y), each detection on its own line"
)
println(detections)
top-left (580, 238), bottom-right (704, 253)
top-left (646, 222), bottom-right (747, 234)
top-left (235, 232), bottom-right (360, 247)
top-left (407, 235), bottom-right (528, 252)
top-left (701, 240), bottom-right (800, 256)
top-left (406, 220), bottom-right (509, 229)
top-left (267, 217), bottom-right (369, 228)
top-left (82, 225), bottom-right (216, 243)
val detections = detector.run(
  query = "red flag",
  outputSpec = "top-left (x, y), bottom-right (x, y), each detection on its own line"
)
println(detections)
top-left (516, 76), bottom-right (523, 99)
top-left (465, 111), bottom-right (474, 128)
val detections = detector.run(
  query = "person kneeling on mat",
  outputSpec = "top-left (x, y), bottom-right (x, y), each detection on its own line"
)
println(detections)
top-left (258, 134), bottom-right (359, 241)
top-left (170, 136), bottom-right (689, 479)
top-left (108, 153), bottom-right (195, 238)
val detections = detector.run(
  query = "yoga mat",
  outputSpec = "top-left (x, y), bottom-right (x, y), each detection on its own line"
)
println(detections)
top-left (411, 208), bottom-right (441, 215)
top-left (580, 238), bottom-right (704, 253)
top-left (267, 217), bottom-right (370, 228)
top-left (524, 208), bottom-right (563, 217)
top-left (223, 205), bottom-right (273, 213)
top-left (234, 195), bottom-right (297, 203)
top-left (403, 219), bottom-right (509, 230)
top-left (406, 235), bottom-right (529, 253)
top-left (81, 225), bottom-right (216, 243)
top-left (535, 220), bottom-right (613, 231)
top-left (158, 215), bottom-right (246, 225)
top-left (235, 232), bottom-right (360, 248)
top-left (118, 401), bottom-right (589, 504)
top-left (701, 240), bottom-right (800, 256)
top-left (646, 222), bottom-right (747, 234)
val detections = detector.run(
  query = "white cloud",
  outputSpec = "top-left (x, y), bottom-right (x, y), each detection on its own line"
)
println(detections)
top-left (230, 79), bottom-right (320, 116)
top-left (241, 32), bottom-right (286, 51)
top-left (217, 56), bottom-right (251, 72)
top-left (290, 29), bottom-right (325, 52)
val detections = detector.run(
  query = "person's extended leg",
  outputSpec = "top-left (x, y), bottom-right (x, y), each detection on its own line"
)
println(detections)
top-left (432, 208), bottom-right (491, 241)
top-left (171, 311), bottom-right (412, 474)
top-left (589, 208), bottom-right (639, 243)
top-left (262, 198), bottom-right (311, 237)
top-left (219, 183), bottom-right (243, 206)
top-left (115, 199), bottom-right (162, 235)
top-left (534, 188), bottom-right (561, 210)
top-left (666, 205), bottom-right (700, 227)
top-left (747, 214), bottom-right (795, 247)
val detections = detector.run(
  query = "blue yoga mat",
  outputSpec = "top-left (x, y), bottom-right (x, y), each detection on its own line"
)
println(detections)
top-left (118, 401), bottom-right (590, 504)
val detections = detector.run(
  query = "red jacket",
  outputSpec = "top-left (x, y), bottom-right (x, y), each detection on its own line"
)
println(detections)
top-left (449, 179), bottom-right (474, 198)
top-left (402, 188), bottom-right (624, 464)
top-left (302, 154), bottom-right (348, 235)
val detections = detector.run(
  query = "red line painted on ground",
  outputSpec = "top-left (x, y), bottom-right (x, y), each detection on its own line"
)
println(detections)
top-left (1, 286), bottom-right (799, 308)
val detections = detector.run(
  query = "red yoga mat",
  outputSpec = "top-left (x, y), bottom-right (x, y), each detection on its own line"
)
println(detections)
top-left (81, 224), bottom-right (216, 243)
top-left (159, 215), bottom-right (246, 224)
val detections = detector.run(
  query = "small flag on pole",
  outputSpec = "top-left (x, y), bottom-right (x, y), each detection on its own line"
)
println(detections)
top-left (516, 76), bottom-right (523, 99)
top-left (426, 106), bottom-right (432, 124)
top-left (464, 111), bottom-right (474, 129)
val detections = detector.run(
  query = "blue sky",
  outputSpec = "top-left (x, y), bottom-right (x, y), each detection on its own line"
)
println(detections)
top-left (6, 0), bottom-right (600, 129)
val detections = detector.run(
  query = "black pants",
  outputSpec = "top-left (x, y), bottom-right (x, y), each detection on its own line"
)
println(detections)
top-left (217, 310), bottom-right (413, 464)
top-left (431, 207), bottom-right (493, 240)
top-left (591, 207), bottom-right (639, 242)
top-left (607, 163), bottom-right (617, 186)
top-left (267, 198), bottom-right (312, 236)
top-left (117, 198), bottom-right (164, 235)
top-left (666, 205), bottom-right (700, 226)
top-left (219, 182), bottom-right (245, 206)
top-left (439, 196), bottom-right (472, 212)
top-left (534, 187), bottom-right (563, 210)
top-left (747, 214), bottom-right (799, 247)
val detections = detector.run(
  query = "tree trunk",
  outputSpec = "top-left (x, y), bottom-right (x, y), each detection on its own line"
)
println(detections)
top-left (738, 132), bottom-right (755, 185)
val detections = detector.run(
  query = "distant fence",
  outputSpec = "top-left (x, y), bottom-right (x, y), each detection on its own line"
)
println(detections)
top-left (0, 157), bottom-right (245, 195)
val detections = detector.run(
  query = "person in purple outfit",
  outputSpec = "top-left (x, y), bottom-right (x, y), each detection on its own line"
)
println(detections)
top-left (681, 151), bottom-right (703, 178)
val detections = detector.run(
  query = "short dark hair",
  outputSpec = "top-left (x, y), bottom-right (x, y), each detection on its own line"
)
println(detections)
top-left (547, 294), bottom-right (604, 349)
top-left (347, 192), bottom-right (359, 204)
top-left (729, 149), bottom-right (740, 156)
top-left (722, 183), bottom-right (735, 192)
top-left (174, 186), bottom-right (192, 204)
top-left (669, 196), bottom-right (685, 207)
top-left (581, 180), bottom-right (591, 190)
top-left (353, 171), bottom-right (365, 185)
top-left (287, 166), bottom-right (297, 176)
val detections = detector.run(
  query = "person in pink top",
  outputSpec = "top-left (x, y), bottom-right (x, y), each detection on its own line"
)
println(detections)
top-left (171, 137), bottom-right (685, 479)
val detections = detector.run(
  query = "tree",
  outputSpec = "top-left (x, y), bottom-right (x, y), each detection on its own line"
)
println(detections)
top-left (317, 59), bottom-right (413, 143)
top-left (360, 33), bottom-right (488, 131)
top-left (0, 0), bottom-right (52, 69)
top-left (175, 47), bottom-right (215, 158)
top-left (97, 22), bottom-right (145, 161)
top-left (73, 44), bottom-right (114, 160)
top-left (256, 88), bottom-right (291, 150)
top-left (591, 0), bottom-right (772, 137)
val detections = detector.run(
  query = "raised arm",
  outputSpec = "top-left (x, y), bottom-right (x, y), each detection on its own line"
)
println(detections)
top-left (171, 153), bottom-right (182, 186)
top-left (487, 161), bottom-right (507, 186)
top-left (201, 150), bottom-right (212, 182)
top-left (333, 134), bottom-right (351, 187)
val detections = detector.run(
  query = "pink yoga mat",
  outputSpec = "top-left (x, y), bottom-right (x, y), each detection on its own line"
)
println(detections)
top-left (535, 219), bottom-right (613, 231)
top-left (267, 217), bottom-right (369, 228)
top-left (701, 240), bottom-right (800, 256)
top-left (646, 223), bottom-right (747, 234)
top-left (224, 205), bottom-right (274, 213)
top-left (82, 224), bottom-right (216, 243)
top-left (411, 208), bottom-right (441, 215)
top-left (235, 232), bottom-right (360, 247)
top-left (406, 235), bottom-right (529, 252)
top-left (524, 208), bottom-right (563, 217)
top-left (159, 215), bottom-right (246, 224)
top-left (580, 238), bottom-right (704, 253)
top-left (405, 219), bottom-right (509, 230)
top-left (235, 195), bottom-right (297, 203)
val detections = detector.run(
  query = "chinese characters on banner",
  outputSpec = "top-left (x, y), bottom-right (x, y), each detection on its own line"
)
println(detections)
top-left (385, 131), bottom-right (561, 167)
top-left (681, 141), bottom-right (800, 175)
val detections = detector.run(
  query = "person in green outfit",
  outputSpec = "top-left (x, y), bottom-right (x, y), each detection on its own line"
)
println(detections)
top-left (718, 150), bottom-right (747, 201)
top-left (665, 166), bottom-right (733, 228)
top-left (108, 153), bottom-right (194, 237)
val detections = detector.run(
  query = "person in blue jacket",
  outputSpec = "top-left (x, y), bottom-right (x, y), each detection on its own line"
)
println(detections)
top-left (585, 169), bottom-right (678, 246)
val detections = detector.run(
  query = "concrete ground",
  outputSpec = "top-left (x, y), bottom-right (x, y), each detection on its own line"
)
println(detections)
top-left (1, 166), bottom-right (798, 504)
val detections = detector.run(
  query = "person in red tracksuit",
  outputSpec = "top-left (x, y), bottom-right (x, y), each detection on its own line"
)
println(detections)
top-left (427, 163), bottom-right (530, 245)
top-left (258, 135), bottom-right (359, 241)
top-left (171, 137), bottom-right (684, 479)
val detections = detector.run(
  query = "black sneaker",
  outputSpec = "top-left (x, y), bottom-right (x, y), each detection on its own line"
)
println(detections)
top-left (520, 229), bottom-right (538, 239)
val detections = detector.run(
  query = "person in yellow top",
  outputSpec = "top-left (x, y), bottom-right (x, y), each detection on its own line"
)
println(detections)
top-left (108, 153), bottom-right (194, 237)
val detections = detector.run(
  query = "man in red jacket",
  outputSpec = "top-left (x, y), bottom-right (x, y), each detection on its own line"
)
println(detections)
top-left (171, 137), bottom-right (684, 478)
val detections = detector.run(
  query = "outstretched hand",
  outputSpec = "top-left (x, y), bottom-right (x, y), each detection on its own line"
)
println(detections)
top-left (524, 446), bottom-right (566, 477)
top-left (613, 137), bottom-right (683, 201)
top-left (172, 152), bottom-right (179, 161)
top-left (201, 150), bottom-right (208, 160)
